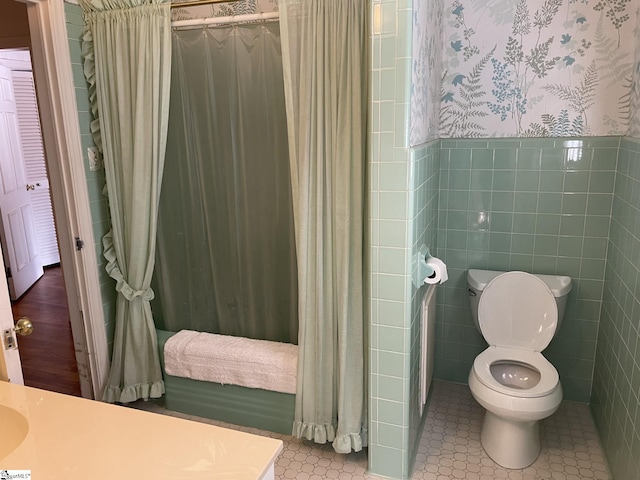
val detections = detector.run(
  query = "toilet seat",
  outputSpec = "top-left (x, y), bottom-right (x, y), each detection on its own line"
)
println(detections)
top-left (473, 346), bottom-right (559, 398)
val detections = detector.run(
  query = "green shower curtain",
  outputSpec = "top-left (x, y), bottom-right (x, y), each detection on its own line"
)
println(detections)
top-left (153, 23), bottom-right (298, 344)
top-left (80, 0), bottom-right (171, 402)
top-left (279, 0), bottom-right (368, 453)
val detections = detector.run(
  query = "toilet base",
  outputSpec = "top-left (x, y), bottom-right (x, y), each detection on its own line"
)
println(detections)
top-left (480, 410), bottom-right (540, 469)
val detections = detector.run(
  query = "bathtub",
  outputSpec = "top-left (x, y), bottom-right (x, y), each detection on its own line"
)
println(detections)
top-left (157, 329), bottom-right (296, 435)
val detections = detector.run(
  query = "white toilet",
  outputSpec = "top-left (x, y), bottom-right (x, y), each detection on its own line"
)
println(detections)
top-left (467, 269), bottom-right (572, 469)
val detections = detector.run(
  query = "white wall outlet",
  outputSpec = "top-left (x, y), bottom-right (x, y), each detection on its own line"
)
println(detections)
top-left (87, 146), bottom-right (102, 171)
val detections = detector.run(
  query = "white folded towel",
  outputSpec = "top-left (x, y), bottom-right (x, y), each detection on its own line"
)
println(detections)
top-left (164, 330), bottom-right (298, 395)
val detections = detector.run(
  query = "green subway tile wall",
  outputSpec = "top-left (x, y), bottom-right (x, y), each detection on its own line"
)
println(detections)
top-left (369, 0), bottom-right (417, 478)
top-left (369, 0), bottom-right (414, 476)
top-left (369, 139), bottom-right (440, 480)
top-left (65, 2), bottom-right (116, 349)
top-left (407, 141), bottom-right (440, 472)
top-left (369, 0), bottom-right (444, 478)
top-left (591, 137), bottom-right (640, 480)
top-left (435, 137), bottom-right (618, 402)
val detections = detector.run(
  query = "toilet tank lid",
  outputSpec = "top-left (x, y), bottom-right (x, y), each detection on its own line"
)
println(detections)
top-left (467, 269), bottom-right (572, 297)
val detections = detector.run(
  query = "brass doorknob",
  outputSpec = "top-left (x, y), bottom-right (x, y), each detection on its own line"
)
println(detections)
top-left (15, 317), bottom-right (33, 336)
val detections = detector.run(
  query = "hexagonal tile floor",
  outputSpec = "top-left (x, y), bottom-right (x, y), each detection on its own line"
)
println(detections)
top-left (130, 380), bottom-right (610, 479)
top-left (412, 381), bottom-right (610, 480)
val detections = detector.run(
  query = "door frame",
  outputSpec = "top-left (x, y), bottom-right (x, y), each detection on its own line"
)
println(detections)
top-left (12, 0), bottom-right (109, 399)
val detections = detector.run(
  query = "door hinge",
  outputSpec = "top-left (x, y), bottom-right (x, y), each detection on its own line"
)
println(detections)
top-left (75, 237), bottom-right (85, 251)
top-left (5, 267), bottom-right (11, 278)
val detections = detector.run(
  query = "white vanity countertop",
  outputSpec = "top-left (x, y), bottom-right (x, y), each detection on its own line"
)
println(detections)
top-left (0, 381), bottom-right (283, 479)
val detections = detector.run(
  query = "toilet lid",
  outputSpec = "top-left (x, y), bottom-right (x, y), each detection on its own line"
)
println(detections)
top-left (478, 271), bottom-right (558, 351)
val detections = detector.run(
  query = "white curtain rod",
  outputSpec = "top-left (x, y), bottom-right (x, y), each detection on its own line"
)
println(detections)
top-left (171, 11), bottom-right (279, 28)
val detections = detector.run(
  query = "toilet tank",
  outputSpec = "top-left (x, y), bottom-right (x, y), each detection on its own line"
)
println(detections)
top-left (467, 269), bottom-right (572, 332)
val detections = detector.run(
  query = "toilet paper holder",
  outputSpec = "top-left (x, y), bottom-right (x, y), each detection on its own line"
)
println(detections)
top-left (413, 246), bottom-right (439, 287)
top-left (413, 245), bottom-right (448, 288)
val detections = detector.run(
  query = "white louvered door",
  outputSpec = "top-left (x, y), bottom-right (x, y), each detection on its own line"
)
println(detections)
top-left (0, 65), bottom-right (43, 300)
top-left (12, 70), bottom-right (60, 267)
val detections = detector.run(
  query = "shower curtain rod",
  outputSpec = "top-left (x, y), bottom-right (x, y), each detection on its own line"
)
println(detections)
top-left (171, 0), bottom-right (241, 9)
top-left (171, 11), bottom-right (279, 27)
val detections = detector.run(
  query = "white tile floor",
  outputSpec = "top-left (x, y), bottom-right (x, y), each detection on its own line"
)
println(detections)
top-left (130, 380), bottom-right (610, 480)
top-left (413, 381), bottom-right (610, 480)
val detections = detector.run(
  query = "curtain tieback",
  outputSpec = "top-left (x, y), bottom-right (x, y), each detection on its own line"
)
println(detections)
top-left (108, 261), bottom-right (155, 302)
top-left (116, 279), bottom-right (155, 302)
top-left (103, 228), bottom-right (155, 302)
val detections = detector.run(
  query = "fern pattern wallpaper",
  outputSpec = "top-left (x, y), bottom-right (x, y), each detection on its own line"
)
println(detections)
top-left (411, 0), bottom-right (444, 144)
top-left (171, 0), bottom-right (277, 21)
top-left (412, 0), bottom-right (639, 140)
top-left (172, 0), bottom-right (639, 140)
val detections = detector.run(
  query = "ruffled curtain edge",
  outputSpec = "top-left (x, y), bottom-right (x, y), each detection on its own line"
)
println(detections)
top-left (292, 421), bottom-right (368, 454)
top-left (103, 380), bottom-right (165, 404)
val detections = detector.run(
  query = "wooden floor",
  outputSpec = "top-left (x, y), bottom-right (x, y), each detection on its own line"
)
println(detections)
top-left (11, 266), bottom-right (82, 397)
